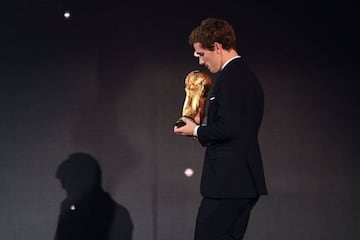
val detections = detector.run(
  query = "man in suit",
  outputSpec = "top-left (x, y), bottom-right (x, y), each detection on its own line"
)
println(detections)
top-left (174, 18), bottom-right (267, 240)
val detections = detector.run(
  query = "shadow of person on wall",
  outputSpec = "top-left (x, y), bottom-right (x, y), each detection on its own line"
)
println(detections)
top-left (54, 152), bottom-right (133, 240)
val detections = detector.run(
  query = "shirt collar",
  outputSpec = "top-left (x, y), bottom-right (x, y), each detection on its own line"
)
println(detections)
top-left (221, 55), bottom-right (241, 70)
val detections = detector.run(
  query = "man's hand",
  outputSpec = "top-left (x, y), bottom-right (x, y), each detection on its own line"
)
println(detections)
top-left (173, 117), bottom-right (198, 137)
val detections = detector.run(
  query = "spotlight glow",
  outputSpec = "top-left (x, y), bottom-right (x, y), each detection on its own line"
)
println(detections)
top-left (184, 168), bottom-right (194, 177)
top-left (64, 11), bottom-right (71, 19)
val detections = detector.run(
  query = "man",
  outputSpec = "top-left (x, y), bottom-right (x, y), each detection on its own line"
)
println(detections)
top-left (174, 18), bottom-right (267, 240)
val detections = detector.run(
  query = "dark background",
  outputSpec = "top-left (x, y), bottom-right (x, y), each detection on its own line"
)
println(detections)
top-left (1, 1), bottom-right (359, 239)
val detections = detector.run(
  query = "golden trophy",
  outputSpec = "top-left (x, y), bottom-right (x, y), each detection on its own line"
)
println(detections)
top-left (174, 70), bottom-right (212, 127)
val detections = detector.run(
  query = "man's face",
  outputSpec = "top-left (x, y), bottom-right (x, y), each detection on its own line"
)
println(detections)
top-left (193, 42), bottom-right (221, 73)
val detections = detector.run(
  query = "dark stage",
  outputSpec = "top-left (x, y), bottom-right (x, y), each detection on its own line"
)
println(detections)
top-left (1, 1), bottom-right (359, 239)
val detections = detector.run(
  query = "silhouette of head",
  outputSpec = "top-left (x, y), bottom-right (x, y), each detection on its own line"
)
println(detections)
top-left (56, 152), bottom-right (102, 200)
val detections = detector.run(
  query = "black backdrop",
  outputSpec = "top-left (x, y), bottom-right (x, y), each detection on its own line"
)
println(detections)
top-left (1, 1), bottom-right (359, 239)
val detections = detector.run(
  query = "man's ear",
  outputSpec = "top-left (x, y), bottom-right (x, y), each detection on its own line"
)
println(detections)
top-left (213, 42), bottom-right (222, 53)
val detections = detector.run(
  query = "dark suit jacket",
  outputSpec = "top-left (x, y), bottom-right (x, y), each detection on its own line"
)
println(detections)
top-left (197, 57), bottom-right (268, 198)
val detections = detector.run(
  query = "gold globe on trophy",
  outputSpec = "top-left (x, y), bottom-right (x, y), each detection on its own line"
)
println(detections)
top-left (174, 70), bottom-right (212, 127)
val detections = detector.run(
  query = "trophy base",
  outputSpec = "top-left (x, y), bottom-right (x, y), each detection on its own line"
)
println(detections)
top-left (174, 116), bottom-right (196, 128)
top-left (174, 118), bottom-right (186, 128)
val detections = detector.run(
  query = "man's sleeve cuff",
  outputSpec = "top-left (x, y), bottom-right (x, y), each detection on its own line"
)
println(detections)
top-left (193, 125), bottom-right (200, 137)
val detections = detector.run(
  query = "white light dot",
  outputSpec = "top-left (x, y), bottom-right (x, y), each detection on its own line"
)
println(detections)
top-left (64, 11), bottom-right (71, 19)
top-left (70, 204), bottom-right (76, 210)
top-left (184, 168), bottom-right (194, 177)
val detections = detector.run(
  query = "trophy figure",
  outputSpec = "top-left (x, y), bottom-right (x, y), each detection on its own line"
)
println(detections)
top-left (174, 70), bottom-right (212, 127)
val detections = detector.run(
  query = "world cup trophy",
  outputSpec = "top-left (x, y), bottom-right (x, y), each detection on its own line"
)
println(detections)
top-left (174, 70), bottom-right (212, 127)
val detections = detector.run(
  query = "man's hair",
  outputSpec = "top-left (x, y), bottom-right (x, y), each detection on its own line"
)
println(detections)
top-left (188, 18), bottom-right (237, 51)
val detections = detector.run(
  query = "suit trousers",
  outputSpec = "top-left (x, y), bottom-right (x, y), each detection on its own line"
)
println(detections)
top-left (194, 197), bottom-right (258, 240)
